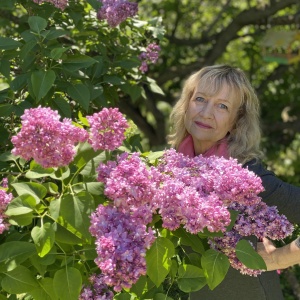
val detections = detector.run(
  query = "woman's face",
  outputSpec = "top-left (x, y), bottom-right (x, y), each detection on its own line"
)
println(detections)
top-left (184, 83), bottom-right (240, 155)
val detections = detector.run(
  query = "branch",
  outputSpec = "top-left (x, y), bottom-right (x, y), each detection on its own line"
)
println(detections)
top-left (157, 0), bottom-right (299, 85)
top-left (118, 95), bottom-right (166, 147)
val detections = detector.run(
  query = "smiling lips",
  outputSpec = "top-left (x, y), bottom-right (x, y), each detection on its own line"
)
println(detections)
top-left (194, 121), bottom-right (213, 129)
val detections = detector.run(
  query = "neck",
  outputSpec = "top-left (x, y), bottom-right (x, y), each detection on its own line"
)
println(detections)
top-left (193, 139), bottom-right (215, 156)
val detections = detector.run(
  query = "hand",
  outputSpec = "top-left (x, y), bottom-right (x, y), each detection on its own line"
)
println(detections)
top-left (257, 238), bottom-right (280, 271)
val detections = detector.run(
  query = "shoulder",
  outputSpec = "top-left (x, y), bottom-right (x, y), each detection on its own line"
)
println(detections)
top-left (243, 158), bottom-right (275, 177)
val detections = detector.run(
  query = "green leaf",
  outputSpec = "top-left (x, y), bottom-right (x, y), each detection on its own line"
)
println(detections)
top-left (26, 161), bottom-right (54, 179)
top-left (173, 227), bottom-right (205, 254)
top-left (103, 75), bottom-right (124, 85)
top-left (177, 264), bottom-right (206, 293)
top-left (235, 239), bottom-right (267, 270)
top-left (5, 194), bottom-right (36, 216)
top-left (28, 16), bottom-right (47, 33)
top-left (114, 293), bottom-right (132, 300)
top-left (31, 69), bottom-right (56, 101)
top-left (0, 241), bottom-right (36, 272)
top-left (73, 182), bottom-right (104, 196)
top-left (154, 293), bottom-right (174, 300)
top-left (31, 223), bottom-right (55, 257)
top-left (43, 182), bottom-right (59, 194)
top-left (20, 41), bottom-right (38, 61)
top-left (146, 237), bottom-right (175, 287)
top-left (80, 151), bottom-right (106, 177)
top-left (44, 28), bottom-right (69, 40)
top-left (62, 55), bottom-right (97, 71)
top-left (53, 267), bottom-right (82, 300)
top-left (30, 277), bottom-right (56, 300)
top-left (50, 47), bottom-right (68, 60)
top-left (0, 152), bottom-right (19, 163)
top-left (0, 58), bottom-right (10, 78)
top-left (67, 83), bottom-right (90, 112)
top-left (201, 249), bottom-right (230, 290)
top-left (2, 265), bottom-right (39, 294)
top-left (226, 209), bottom-right (239, 231)
top-left (55, 223), bottom-right (83, 245)
top-left (0, 104), bottom-right (15, 117)
top-left (12, 182), bottom-right (47, 203)
top-left (8, 212), bottom-right (34, 226)
top-left (53, 95), bottom-right (72, 118)
top-left (50, 166), bottom-right (70, 181)
top-left (148, 81), bottom-right (165, 95)
top-left (10, 73), bottom-right (30, 91)
top-left (0, 37), bottom-right (22, 50)
top-left (120, 83), bottom-right (142, 102)
top-left (50, 191), bottom-right (94, 242)
top-left (73, 141), bottom-right (105, 173)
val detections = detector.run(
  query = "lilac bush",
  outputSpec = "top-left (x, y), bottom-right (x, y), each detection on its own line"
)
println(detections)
top-left (4, 106), bottom-right (295, 298)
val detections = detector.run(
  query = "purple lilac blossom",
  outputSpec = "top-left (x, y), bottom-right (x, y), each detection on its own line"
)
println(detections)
top-left (87, 108), bottom-right (129, 151)
top-left (0, 190), bottom-right (13, 234)
top-left (89, 205), bottom-right (155, 292)
top-left (139, 43), bottom-right (161, 73)
top-left (11, 106), bottom-right (88, 168)
top-left (209, 196), bottom-right (294, 276)
top-left (79, 273), bottom-right (114, 300)
top-left (97, 0), bottom-right (138, 27)
top-left (32, 0), bottom-right (68, 10)
top-left (1, 178), bottom-right (8, 188)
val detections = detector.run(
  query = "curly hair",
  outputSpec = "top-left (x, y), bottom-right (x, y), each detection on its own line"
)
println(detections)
top-left (167, 64), bottom-right (264, 164)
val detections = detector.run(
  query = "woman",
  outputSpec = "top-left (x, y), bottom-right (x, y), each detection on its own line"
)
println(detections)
top-left (168, 64), bottom-right (300, 300)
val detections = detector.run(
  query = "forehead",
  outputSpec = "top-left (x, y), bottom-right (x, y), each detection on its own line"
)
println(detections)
top-left (195, 80), bottom-right (240, 104)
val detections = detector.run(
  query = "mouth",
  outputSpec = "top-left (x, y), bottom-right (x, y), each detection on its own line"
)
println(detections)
top-left (194, 121), bottom-right (212, 129)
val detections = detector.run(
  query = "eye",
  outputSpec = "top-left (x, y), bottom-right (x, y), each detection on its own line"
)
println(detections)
top-left (195, 96), bottom-right (205, 102)
top-left (218, 103), bottom-right (228, 110)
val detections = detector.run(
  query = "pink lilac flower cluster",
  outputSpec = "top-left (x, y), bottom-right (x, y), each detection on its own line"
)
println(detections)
top-left (158, 149), bottom-right (264, 207)
top-left (89, 205), bottom-right (155, 292)
top-left (139, 43), bottom-right (161, 73)
top-left (87, 108), bottom-right (129, 151)
top-left (32, 0), bottom-right (68, 10)
top-left (11, 106), bottom-right (88, 168)
top-left (97, 0), bottom-right (138, 27)
top-left (0, 190), bottom-right (13, 234)
top-left (210, 201), bottom-right (294, 276)
top-left (99, 152), bottom-right (163, 224)
top-left (79, 273), bottom-right (114, 300)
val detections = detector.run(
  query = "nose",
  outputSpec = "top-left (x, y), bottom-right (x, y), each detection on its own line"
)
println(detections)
top-left (199, 101), bottom-right (213, 118)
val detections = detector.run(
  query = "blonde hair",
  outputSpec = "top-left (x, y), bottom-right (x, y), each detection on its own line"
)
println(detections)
top-left (168, 64), bottom-right (264, 164)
